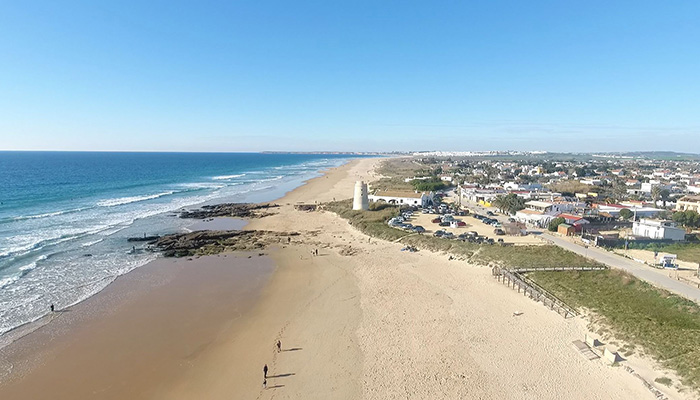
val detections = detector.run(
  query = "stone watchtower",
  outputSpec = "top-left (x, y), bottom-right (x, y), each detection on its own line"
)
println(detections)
top-left (353, 181), bottom-right (369, 211)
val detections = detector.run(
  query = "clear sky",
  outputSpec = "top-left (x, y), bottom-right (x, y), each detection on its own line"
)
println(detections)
top-left (1, 1), bottom-right (699, 153)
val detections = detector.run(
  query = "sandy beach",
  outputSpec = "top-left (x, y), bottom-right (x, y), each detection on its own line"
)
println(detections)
top-left (0, 158), bottom-right (670, 399)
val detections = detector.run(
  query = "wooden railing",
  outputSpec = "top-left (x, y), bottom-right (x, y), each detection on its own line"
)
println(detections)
top-left (492, 266), bottom-right (595, 318)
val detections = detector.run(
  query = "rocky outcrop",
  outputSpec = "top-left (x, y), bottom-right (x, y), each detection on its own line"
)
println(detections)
top-left (127, 235), bottom-right (160, 242)
top-left (150, 230), bottom-right (299, 257)
top-left (179, 203), bottom-right (279, 219)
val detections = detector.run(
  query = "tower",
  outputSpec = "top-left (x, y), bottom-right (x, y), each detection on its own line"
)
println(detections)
top-left (353, 181), bottom-right (369, 211)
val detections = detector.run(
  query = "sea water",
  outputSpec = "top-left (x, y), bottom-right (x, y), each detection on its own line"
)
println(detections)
top-left (0, 152), bottom-right (357, 338)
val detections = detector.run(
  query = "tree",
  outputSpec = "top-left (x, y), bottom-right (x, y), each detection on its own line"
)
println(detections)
top-left (492, 193), bottom-right (526, 215)
top-left (412, 180), bottom-right (446, 192)
top-left (612, 182), bottom-right (628, 203)
top-left (651, 185), bottom-right (662, 205)
top-left (619, 208), bottom-right (633, 220)
top-left (657, 210), bottom-right (672, 220)
top-left (672, 210), bottom-right (700, 228)
top-left (548, 217), bottom-right (566, 232)
top-left (659, 189), bottom-right (670, 207)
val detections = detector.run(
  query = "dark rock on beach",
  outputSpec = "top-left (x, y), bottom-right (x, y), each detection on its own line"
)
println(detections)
top-left (127, 235), bottom-right (161, 242)
top-left (151, 230), bottom-right (300, 257)
top-left (179, 203), bottom-right (279, 220)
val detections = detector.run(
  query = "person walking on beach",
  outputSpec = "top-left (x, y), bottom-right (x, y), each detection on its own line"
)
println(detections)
top-left (276, 340), bottom-right (281, 352)
top-left (263, 364), bottom-right (268, 379)
top-left (50, 304), bottom-right (55, 312)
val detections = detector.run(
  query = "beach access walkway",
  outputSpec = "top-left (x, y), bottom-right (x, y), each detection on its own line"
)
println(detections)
top-left (543, 232), bottom-right (700, 303)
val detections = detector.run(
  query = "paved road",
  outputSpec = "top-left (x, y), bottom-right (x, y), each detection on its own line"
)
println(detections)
top-left (543, 233), bottom-right (700, 303)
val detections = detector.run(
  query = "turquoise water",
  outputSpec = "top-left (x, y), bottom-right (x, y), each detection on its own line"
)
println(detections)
top-left (0, 152), bottom-right (356, 336)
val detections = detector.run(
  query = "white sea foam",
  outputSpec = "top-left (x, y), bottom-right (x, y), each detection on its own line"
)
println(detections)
top-left (0, 275), bottom-right (20, 289)
top-left (212, 174), bottom-right (245, 180)
top-left (259, 175), bottom-right (284, 182)
top-left (18, 255), bottom-right (47, 272)
top-left (81, 238), bottom-right (104, 247)
top-left (97, 191), bottom-right (176, 207)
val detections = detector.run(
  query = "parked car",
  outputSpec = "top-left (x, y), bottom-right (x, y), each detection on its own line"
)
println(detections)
top-left (466, 231), bottom-right (478, 237)
top-left (486, 211), bottom-right (495, 216)
top-left (457, 233), bottom-right (468, 240)
top-left (431, 218), bottom-right (441, 224)
top-left (494, 228), bottom-right (505, 235)
top-left (413, 226), bottom-right (425, 233)
top-left (454, 221), bottom-right (467, 227)
top-left (433, 230), bottom-right (445, 237)
top-left (508, 217), bottom-right (515, 222)
top-left (439, 222), bottom-right (450, 227)
top-left (443, 232), bottom-right (455, 239)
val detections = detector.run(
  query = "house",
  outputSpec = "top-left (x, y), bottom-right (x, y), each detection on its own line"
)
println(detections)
top-left (595, 203), bottom-right (662, 218)
top-left (558, 223), bottom-right (576, 236)
top-left (460, 187), bottom-right (505, 204)
top-left (676, 195), bottom-right (700, 212)
top-left (632, 219), bottom-right (686, 241)
top-left (514, 209), bottom-right (552, 227)
top-left (558, 214), bottom-right (590, 231)
top-left (641, 182), bottom-right (671, 194)
top-left (369, 190), bottom-right (434, 208)
top-left (580, 179), bottom-right (604, 186)
top-left (523, 200), bottom-right (578, 214)
top-left (503, 182), bottom-right (543, 191)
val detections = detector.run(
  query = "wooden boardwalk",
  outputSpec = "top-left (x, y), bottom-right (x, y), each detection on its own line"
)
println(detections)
top-left (491, 266), bottom-right (601, 318)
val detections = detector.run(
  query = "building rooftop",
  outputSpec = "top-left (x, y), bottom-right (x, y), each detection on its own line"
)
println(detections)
top-left (517, 209), bottom-right (544, 215)
top-left (679, 195), bottom-right (700, 203)
top-left (372, 191), bottom-right (425, 199)
top-left (559, 213), bottom-right (584, 221)
top-left (524, 200), bottom-right (554, 208)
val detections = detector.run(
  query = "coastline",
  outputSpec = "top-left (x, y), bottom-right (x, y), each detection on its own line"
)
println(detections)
top-left (0, 158), bottom-right (373, 399)
top-left (0, 156), bottom-right (675, 399)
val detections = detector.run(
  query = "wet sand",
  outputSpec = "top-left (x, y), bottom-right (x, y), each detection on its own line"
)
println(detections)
top-left (0, 253), bottom-right (275, 399)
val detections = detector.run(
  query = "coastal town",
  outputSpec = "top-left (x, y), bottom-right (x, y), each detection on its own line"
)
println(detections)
top-left (367, 153), bottom-right (700, 264)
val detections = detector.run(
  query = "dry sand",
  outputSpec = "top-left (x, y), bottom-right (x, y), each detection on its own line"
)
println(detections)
top-left (0, 157), bottom-right (675, 399)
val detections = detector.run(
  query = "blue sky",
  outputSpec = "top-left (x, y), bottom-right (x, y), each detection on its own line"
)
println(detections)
top-left (1, 1), bottom-right (699, 153)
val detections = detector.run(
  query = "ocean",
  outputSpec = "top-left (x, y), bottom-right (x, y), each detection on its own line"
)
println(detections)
top-left (0, 152), bottom-right (358, 338)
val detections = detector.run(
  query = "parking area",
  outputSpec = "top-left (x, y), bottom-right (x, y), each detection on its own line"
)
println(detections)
top-left (407, 212), bottom-right (543, 245)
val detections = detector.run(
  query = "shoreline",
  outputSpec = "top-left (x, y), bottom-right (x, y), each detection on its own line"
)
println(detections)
top-left (0, 156), bottom-right (678, 399)
top-left (0, 157), bottom-right (360, 349)
top-left (0, 158), bottom-right (374, 399)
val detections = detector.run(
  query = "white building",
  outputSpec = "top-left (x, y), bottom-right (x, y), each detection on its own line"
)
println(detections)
top-left (503, 182), bottom-right (543, 191)
top-left (580, 179), bottom-right (604, 186)
top-left (523, 200), bottom-right (579, 215)
top-left (513, 201), bottom-right (573, 227)
top-left (641, 182), bottom-right (671, 194)
top-left (632, 219), bottom-right (686, 241)
top-left (676, 195), bottom-right (700, 212)
top-left (369, 190), bottom-right (434, 208)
